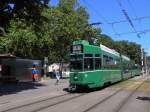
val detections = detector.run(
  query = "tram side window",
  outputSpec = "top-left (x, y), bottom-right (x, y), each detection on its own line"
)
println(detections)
top-left (103, 55), bottom-right (109, 65)
top-left (103, 55), bottom-right (117, 69)
top-left (95, 58), bottom-right (101, 69)
top-left (84, 58), bottom-right (93, 70)
top-left (113, 59), bottom-right (121, 69)
top-left (70, 60), bottom-right (83, 71)
top-left (109, 57), bottom-right (114, 65)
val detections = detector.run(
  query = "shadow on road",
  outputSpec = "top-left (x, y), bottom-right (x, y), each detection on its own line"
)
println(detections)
top-left (63, 86), bottom-right (105, 93)
top-left (0, 81), bottom-right (46, 96)
top-left (136, 96), bottom-right (150, 101)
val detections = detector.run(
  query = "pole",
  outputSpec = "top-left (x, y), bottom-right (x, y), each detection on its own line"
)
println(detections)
top-left (144, 52), bottom-right (147, 75)
top-left (141, 48), bottom-right (144, 75)
top-left (44, 57), bottom-right (48, 77)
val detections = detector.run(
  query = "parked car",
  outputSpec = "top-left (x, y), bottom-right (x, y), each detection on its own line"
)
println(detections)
top-left (62, 70), bottom-right (70, 78)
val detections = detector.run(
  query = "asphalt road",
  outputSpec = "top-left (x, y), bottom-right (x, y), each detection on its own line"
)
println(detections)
top-left (0, 75), bottom-right (150, 112)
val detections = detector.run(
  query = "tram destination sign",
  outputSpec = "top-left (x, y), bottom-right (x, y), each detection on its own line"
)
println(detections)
top-left (71, 45), bottom-right (83, 53)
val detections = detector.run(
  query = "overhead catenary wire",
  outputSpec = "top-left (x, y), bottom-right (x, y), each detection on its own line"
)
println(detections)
top-left (116, 0), bottom-right (136, 30)
top-left (116, 0), bottom-right (140, 38)
top-left (127, 0), bottom-right (138, 19)
top-left (111, 0), bottom-right (150, 37)
top-left (82, 0), bottom-right (109, 24)
top-left (127, 0), bottom-right (144, 35)
top-left (126, 0), bottom-right (142, 37)
top-left (82, 0), bottom-right (149, 38)
top-left (82, 0), bottom-right (119, 35)
top-left (108, 16), bottom-right (150, 24)
top-left (115, 28), bottom-right (150, 35)
top-left (111, 24), bottom-right (119, 36)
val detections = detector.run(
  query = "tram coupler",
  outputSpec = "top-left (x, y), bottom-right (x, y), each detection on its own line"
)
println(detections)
top-left (68, 84), bottom-right (77, 92)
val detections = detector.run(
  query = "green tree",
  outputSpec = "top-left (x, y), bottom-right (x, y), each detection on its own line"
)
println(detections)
top-left (96, 34), bottom-right (115, 48)
top-left (45, 0), bottom-right (90, 62)
top-left (1, 0), bottom-right (94, 62)
top-left (95, 34), bottom-right (141, 65)
top-left (0, 0), bottom-right (48, 35)
top-left (0, 19), bottom-right (53, 59)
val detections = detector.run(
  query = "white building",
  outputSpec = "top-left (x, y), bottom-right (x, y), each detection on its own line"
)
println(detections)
top-left (48, 63), bottom-right (60, 72)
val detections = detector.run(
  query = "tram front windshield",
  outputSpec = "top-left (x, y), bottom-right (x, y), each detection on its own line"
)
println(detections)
top-left (70, 54), bottom-right (83, 71)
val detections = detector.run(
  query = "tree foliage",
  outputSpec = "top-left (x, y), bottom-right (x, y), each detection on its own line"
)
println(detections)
top-left (96, 34), bottom-right (141, 65)
top-left (0, 0), bottom-right (142, 65)
top-left (0, 0), bottom-right (48, 33)
top-left (0, 0), bottom-right (97, 62)
top-left (1, 19), bottom-right (53, 59)
top-left (41, 0), bottom-right (92, 62)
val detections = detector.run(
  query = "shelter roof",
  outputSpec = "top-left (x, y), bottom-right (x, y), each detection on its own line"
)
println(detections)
top-left (0, 54), bottom-right (16, 58)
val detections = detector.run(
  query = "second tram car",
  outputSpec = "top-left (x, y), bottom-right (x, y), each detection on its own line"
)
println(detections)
top-left (69, 40), bottom-right (141, 91)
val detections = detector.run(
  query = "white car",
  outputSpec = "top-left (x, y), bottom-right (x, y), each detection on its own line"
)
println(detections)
top-left (62, 71), bottom-right (70, 78)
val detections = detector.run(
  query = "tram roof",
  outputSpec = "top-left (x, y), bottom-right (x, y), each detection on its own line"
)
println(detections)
top-left (121, 55), bottom-right (130, 61)
top-left (72, 40), bottom-right (130, 61)
top-left (73, 40), bottom-right (101, 54)
top-left (100, 44), bottom-right (130, 61)
top-left (0, 54), bottom-right (16, 58)
top-left (100, 44), bottom-right (120, 57)
top-left (73, 40), bottom-right (89, 45)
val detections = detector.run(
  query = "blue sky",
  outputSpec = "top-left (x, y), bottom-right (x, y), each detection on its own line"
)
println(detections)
top-left (50, 0), bottom-right (150, 55)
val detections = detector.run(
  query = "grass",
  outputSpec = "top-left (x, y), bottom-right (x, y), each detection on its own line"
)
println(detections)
top-left (138, 81), bottom-right (150, 92)
top-left (109, 79), bottom-right (150, 92)
top-left (41, 76), bottom-right (51, 80)
top-left (109, 80), bottom-right (136, 89)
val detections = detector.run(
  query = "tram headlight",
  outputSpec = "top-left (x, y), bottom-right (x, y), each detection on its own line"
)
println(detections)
top-left (73, 74), bottom-right (78, 81)
top-left (84, 74), bottom-right (87, 78)
top-left (74, 76), bottom-right (78, 79)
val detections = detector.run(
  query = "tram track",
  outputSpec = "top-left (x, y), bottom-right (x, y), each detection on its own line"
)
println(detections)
top-left (82, 81), bottom-right (144, 112)
top-left (1, 92), bottom-right (87, 112)
top-left (0, 93), bottom-right (69, 112)
top-left (82, 88), bottom-right (124, 112)
top-left (30, 93), bottom-right (86, 112)
top-left (1, 80), bottom-right (145, 112)
top-left (114, 81), bottom-right (144, 112)
top-left (1, 93), bottom-right (69, 112)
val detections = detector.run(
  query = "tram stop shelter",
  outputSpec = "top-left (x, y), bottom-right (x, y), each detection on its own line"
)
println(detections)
top-left (0, 54), bottom-right (17, 83)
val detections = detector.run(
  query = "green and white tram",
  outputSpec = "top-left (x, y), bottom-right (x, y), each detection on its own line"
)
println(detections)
top-left (69, 40), bottom-right (141, 91)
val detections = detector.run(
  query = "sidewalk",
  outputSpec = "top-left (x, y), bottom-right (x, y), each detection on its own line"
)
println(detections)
top-left (0, 79), bottom-right (69, 108)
